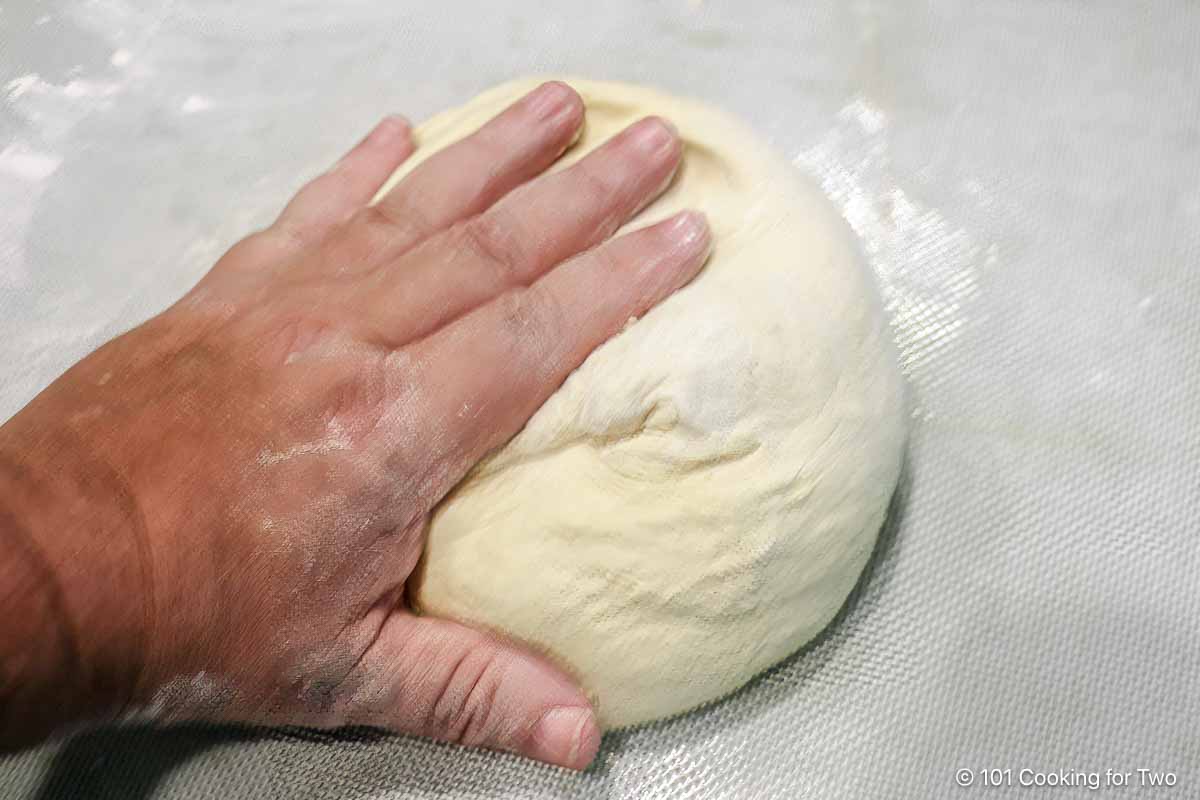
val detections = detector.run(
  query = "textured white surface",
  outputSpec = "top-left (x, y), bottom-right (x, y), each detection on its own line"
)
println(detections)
top-left (2, 1), bottom-right (1200, 798)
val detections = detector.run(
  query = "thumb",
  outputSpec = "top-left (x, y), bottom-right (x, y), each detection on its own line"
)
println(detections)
top-left (345, 613), bottom-right (601, 770)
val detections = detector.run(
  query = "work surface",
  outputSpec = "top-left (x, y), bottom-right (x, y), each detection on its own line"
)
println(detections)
top-left (3, 1), bottom-right (1200, 797)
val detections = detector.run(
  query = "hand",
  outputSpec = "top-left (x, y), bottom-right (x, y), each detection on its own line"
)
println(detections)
top-left (0, 81), bottom-right (710, 769)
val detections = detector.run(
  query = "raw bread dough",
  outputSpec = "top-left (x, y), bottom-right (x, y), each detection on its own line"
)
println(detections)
top-left (391, 78), bottom-right (907, 729)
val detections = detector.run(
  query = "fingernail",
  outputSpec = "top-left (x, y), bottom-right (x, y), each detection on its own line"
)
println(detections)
top-left (526, 81), bottom-right (577, 122)
top-left (530, 706), bottom-right (600, 770)
top-left (630, 116), bottom-right (679, 160)
top-left (667, 210), bottom-right (712, 254)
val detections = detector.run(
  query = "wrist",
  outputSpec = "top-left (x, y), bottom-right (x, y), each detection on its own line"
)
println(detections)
top-left (0, 405), bottom-right (152, 747)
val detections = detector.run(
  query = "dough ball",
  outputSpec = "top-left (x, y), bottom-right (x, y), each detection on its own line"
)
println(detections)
top-left (393, 78), bottom-right (907, 729)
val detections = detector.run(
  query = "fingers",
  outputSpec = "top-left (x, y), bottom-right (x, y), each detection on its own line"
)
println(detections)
top-left (346, 614), bottom-right (600, 770)
top-left (366, 81), bottom-right (584, 259)
top-left (359, 116), bottom-right (683, 344)
top-left (410, 210), bottom-right (711, 477)
top-left (275, 116), bottom-right (415, 246)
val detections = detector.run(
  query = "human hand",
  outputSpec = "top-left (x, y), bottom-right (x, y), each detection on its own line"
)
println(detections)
top-left (0, 81), bottom-right (710, 769)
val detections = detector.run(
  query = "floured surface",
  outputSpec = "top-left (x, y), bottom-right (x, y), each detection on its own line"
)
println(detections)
top-left (2, 1), bottom-right (1200, 798)
top-left (400, 78), bottom-right (905, 729)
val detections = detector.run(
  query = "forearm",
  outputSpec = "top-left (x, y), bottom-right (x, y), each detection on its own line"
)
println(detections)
top-left (0, 407), bottom-right (150, 749)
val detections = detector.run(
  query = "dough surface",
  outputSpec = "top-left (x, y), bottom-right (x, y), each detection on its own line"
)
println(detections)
top-left (389, 78), bottom-right (906, 729)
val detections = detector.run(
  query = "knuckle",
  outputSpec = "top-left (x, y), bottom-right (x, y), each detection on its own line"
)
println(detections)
top-left (575, 162), bottom-right (615, 203)
top-left (355, 201), bottom-right (406, 233)
top-left (495, 286), bottom-right (563, 354)
top-left (270, 217), bottom-right (313, 252)
top-left (459, 213), bottom-right (530, 282)
top-left (278, 173), bottom-right (350, 233)
top-left (587, 241), bottom-right (623, 278)
top-left (312, 165), bottom-right (354, 200)
top-left (306, 165), bottom-right (344, 195)
top-left (322, 360), bottom-right (389, 434)
top-left (430, 647), bottom-right (503, 745)
top-left (219, 229), bottom-right (294, 270)
top-left (352, 200), bottom-right (432, 253)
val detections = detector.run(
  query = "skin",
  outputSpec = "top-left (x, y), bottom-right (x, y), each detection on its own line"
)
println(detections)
top-left (0, 81), bottom-right (710, 770)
